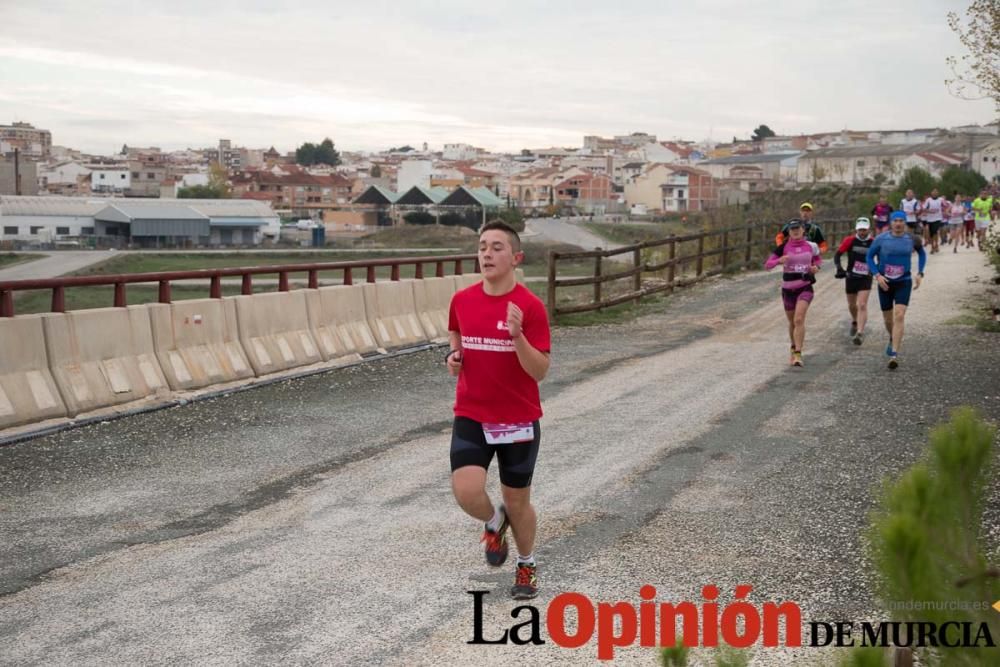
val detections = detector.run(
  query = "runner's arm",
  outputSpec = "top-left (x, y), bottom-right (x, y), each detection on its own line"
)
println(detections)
top-left (764, 244), bottom-right (784, 270)
top-left (915, 240), bottom-right (927, 275)
top-left (865, 238), bottom-right (881, 276)
top-left (512, 335), bottom-right (549, 382)
top-left (833, 236), bottom-right (852, 273)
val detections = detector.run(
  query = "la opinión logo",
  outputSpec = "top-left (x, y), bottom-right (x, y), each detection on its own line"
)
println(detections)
top-left (466, 585), bottom-right (997, 661)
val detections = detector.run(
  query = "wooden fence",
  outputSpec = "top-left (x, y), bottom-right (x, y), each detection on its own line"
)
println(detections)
top-left (546, 219), bottom-right (855, 316)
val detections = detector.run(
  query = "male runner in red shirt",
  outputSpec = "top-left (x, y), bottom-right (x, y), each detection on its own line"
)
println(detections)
top-left (446, 220), bottom-right (551, 599)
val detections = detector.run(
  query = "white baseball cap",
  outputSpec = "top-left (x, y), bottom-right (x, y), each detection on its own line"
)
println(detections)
top-left (855, 217), bottom-right (871, 230)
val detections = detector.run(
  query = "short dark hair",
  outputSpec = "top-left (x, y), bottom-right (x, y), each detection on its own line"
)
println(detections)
top-left (480, 220), bottom-right (521, 253)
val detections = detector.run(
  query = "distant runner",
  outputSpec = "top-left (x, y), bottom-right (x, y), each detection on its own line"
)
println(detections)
top-left (922, 188), bottom-right (946, 254)
top-left (972, 189), bottom-right (993, 251)
top-left (870, 195), bottom-right (894, 235)
top-left (963, 197), bottom-right (976, 248)
top-left (947, 193), bottom-right (966, 253)
top-left (900, 189), bottom-right (921, 236)
top-left (834, 217), bottom-right (874, 345)
top-left (446, 220), bottom-right (551, 600)
top-left (766, 219), bottom-right (822, 367)
top-left (774, 202), bottom-right (828, 252)
top-left (866, 211), bottom-right (927, 369)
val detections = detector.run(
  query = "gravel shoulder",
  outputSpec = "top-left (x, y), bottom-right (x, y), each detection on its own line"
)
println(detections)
top-left (1, 248), bottom-right (997, 666)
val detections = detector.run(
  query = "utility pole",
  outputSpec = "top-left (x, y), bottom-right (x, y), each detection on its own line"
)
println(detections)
top-left (14, 148), bottom-right (21, 196)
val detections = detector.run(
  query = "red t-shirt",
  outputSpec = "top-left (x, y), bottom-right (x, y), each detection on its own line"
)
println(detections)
top-left (448, 281), bottom-right (551, 423)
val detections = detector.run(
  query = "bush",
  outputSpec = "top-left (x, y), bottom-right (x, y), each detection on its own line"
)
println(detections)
top-left (403, 211), bottom-right (435, 226)
top-left (493, 207), bottom-right (526, 232)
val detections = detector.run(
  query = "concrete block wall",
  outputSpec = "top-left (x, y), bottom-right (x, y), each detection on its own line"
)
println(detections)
top-left (0, 272), bottom-right (484, 435)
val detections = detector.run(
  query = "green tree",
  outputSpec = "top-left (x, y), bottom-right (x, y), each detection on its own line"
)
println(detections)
top-left (295, 138), bottom-right (341, 166)
top-left (751, 124), bottom-right (776, 142)
top-left (868, 408), bottom-right (1000, 667)
top-left (947, 0), bottom-right (1000, 114)
top-left (894, 166), bottom-right (938, 200)
top-left (370, 164), bottom-right (382, 178)
top-left (177, 184), bottom-right (224, 199)
top-left (939, 165), bottom-right (988, 197)
top-left (208, 162), bottom-right (231, 197)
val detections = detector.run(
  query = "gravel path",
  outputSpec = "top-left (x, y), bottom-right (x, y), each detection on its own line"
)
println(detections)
top-left (0, 247), bottom-right (997, 666)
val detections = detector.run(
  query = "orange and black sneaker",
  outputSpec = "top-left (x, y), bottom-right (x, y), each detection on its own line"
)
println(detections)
top-left (481, 505), bottom-right (509, 567)
top-left (511, 561), bottom-right (538, 599)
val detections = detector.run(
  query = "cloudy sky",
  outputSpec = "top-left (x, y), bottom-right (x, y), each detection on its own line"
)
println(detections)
top-left (0, 0), bottom-right (994, 155)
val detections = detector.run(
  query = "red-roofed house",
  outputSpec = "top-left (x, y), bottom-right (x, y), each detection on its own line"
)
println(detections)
top-left (659, 166), bottom-right (717, 212)
top-left (553, 171), bottom-right (614, 211)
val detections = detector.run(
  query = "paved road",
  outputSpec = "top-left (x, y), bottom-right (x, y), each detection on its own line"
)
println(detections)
top-left (0, 251), bottom-right (112, 282)
top-left (525, 217), bottom-right (626, 252)
top-left (1, 250), bottom-right (998, 665)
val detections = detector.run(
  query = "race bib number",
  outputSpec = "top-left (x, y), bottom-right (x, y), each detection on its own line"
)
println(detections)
top-left (852, 261), bottom-right (869, 276)
top-left (787, 263), bottom-right (809, 274)
top-left (884, 264), bottom-right (905, 280)
top-left (483, 422), bottom-right (535, 445)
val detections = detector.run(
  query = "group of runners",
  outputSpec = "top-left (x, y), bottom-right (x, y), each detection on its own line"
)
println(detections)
top-left (872, 187), bottom-right (997, 254)
top-left (442, 193), bottom-right (994, 601)
top-left (766, 190), bottom-right (996, 371)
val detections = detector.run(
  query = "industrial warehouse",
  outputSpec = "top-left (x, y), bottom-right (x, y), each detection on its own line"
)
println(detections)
top-left (0, 196), bottom-right (281, 248)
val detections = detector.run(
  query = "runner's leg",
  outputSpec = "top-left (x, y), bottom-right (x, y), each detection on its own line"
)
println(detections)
top-left (856, 290), bottom-right (869, 335)
top-left (792, 298), bottom-right (810, 353)
top-left (501, 485), bottom-right (536, 558)
top-left (891, 304), bottom-right (907, 354)
top-left (451, 466), bottom-right (493, 521)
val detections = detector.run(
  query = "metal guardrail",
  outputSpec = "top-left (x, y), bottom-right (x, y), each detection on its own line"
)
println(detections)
top-left (0, 253), bottom-right (480, 317)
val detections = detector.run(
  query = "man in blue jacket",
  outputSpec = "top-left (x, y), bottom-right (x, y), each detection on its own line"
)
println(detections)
top-left (866, 211), bottom-right (927, 369)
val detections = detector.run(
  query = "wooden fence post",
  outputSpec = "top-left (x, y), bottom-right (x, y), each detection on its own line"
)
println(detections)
top-left (546, 251), bottom-right (557, 318)
top-left (721, 230), bottom-right (730, 272)
top-left (594, 250), bottom-right (603, 308)
top-left (696, 235), bottom-right (705, 277)
top-left (633, 245), bottom-right (642, 303)
top-left (744, 225), bottom-right (753, 268)
top-left (667, 239), bottom-right (676, 291)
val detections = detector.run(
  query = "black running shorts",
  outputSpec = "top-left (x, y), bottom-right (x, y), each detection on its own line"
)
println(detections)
top-left (450, 416), bottom-right (541, 488)
top-left (845, 276), bottom-right (873, 294)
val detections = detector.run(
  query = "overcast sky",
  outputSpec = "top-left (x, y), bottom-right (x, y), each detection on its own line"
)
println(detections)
top-left (0, 0), bottom-right (995, 155)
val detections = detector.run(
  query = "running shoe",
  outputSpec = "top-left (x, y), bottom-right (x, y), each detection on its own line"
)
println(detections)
top-left (481, 505), bottom-right (509, 567)
top-left (792, 352), bottom-right (803, 367)
top-left (510, 562), bottom-right (539, 600)
top-left (849, 322), bottom-right (858, 337)
top-left (885, 343), bottom-right (894, 357)
top-left (888, 353), bottom-right (899, 370)
top-left (852, 331), bottom-right (863, 346)
top-left (789, 345), bottom-right (796, 365)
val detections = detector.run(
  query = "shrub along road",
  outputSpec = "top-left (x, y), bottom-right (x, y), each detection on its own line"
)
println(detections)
top-left (0, 249), bottom-right (997, 665)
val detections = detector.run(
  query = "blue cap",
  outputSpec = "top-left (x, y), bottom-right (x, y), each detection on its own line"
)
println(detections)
top-left (889, 211), bottom-right (907, 221)
top-left (785, 218), bottom-right (805, 229)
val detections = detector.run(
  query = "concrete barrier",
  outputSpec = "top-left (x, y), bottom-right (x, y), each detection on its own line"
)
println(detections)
top-left (411, 277), bottom-right (457, 343)
top-left (0, 315), bottom-right (68, 429)
top-left (455, 273), bottom-right (482, 290)
top-left (43, 306), bottom-right (170, 417)
top-left (305, 285), bottom-right (378, 362)
top-left (233, 291), bottom-right (324, 376)
top-left (362, 280), bottom-right (429, 350)
top-left (148, 299), bottom-right (254, 392)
